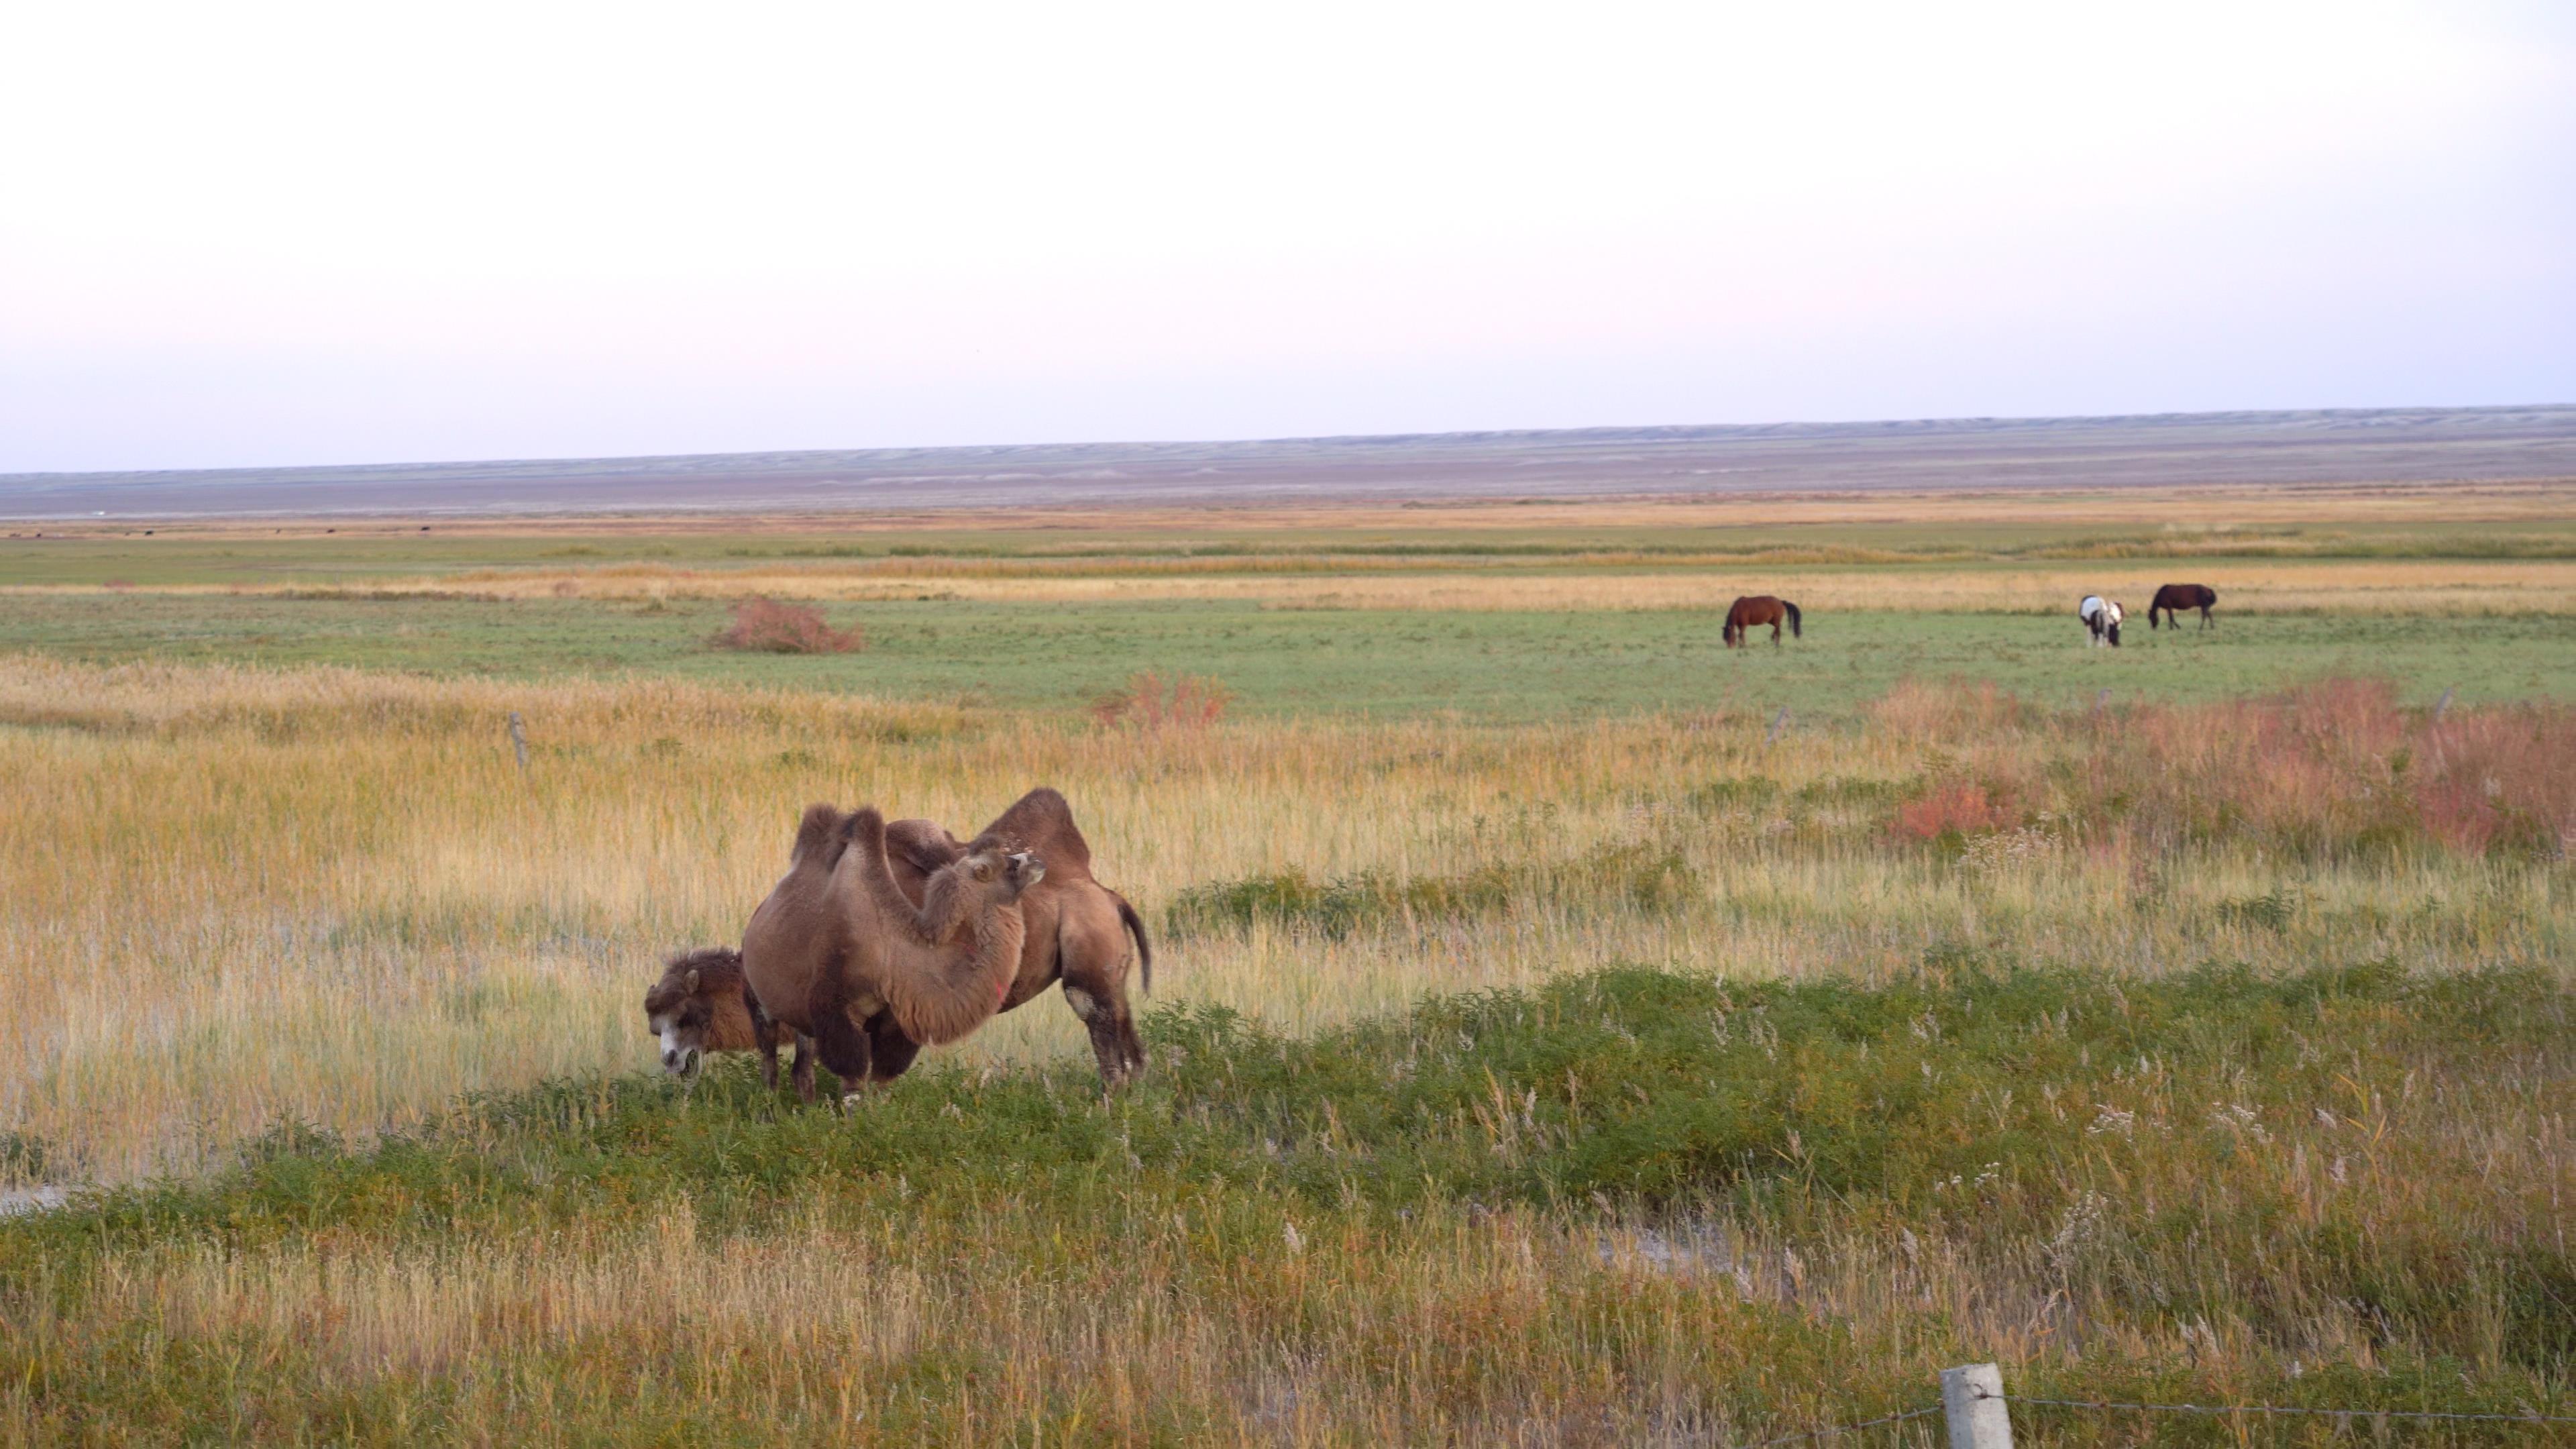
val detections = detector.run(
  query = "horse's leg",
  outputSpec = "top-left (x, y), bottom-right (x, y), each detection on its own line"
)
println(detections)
top-left (792, 1033), bottom-right (817, 1102)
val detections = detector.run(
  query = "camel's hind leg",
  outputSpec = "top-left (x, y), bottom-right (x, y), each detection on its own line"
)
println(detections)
top-left (1059, 892), bottom-right (1146, 1087)
top-left (1063, 978), bottom-right (1145, 1087)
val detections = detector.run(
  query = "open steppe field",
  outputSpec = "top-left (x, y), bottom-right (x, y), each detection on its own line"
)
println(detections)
top-left (1, 485), bottom-right (2573, 1442)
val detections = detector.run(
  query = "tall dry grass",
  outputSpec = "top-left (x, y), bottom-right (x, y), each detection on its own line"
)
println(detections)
top-left (13, 556), bottom-right (2571, 614)
top-left (2, 655), bottom-right (2568, 1187)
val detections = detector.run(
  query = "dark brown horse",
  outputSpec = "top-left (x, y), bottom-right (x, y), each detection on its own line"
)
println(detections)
top-left (2147, 583), bottom-right (2218, 630)
top-left (1723, 595), bottom-right (1802, 647)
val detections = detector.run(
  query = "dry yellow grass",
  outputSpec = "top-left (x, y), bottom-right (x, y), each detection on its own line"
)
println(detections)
top-left (3, 655), bottom-right (2564, 1185)
top-left (13, 557), bottom-right (2573, 614)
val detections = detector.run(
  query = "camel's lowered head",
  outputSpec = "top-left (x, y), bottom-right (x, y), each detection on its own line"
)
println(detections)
top-left (641, 946), bottom-right (758, 1077)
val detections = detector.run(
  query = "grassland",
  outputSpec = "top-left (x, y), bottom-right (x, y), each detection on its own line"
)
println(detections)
top-left (0, 488), bottom-right (2571, 1442)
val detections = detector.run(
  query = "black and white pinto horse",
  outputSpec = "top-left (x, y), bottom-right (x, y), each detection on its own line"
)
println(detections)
top-left (2078, 595), bottom-right (2124, 647)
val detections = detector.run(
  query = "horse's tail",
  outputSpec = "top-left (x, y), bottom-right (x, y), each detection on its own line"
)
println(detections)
top-left (1783, 600), bottom-right (1801, 638)
top-left (1113, 890), bottom-right (1154, 996)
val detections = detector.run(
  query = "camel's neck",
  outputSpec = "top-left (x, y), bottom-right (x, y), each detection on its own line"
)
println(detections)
top-left (914, 869), bottom-right (981, 943)
top-left (961, 898), bottom-right (1024, 987)
top-left (883, 896), bottom-right (1024, 1045)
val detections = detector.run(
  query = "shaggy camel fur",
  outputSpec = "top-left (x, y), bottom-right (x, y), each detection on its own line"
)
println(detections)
top-left (741, 802), bottom-right (1042, 1097)
top-left (879, 788), bottom-right (1154, 1087)
top-left (640, 947), bottom-right (823, 1098)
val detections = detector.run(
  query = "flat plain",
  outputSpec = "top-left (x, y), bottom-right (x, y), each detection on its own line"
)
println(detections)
top-left (0, 479), bottom-right (2571, 1442)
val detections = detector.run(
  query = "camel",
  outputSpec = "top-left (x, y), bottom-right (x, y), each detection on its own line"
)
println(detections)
top-left (740, 802), bottom-right (1043, 1099)
top-left (877, 788), bottom-right (1154, 1087)
top-left (640, 946), bottom-right (822, 1098)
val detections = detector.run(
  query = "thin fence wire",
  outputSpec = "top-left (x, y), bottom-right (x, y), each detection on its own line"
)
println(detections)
top-left (1743, 1404), bottom-right (1943, 1448)
top-left (1982, 1388), bottom-right (2576, 1429)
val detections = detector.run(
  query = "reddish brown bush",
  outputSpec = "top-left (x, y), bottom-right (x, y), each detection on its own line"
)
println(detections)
top-left (1891, 782), bottom-right (2020, 841)
top-left (1881, 678), bottom-right (2576, 861)
top-left (1090, 671), bottom-right (1232, 730)
top-left (710, 597), bottom-right (865, 655)
top-left (2413, 708), bottom-right (2576, 855)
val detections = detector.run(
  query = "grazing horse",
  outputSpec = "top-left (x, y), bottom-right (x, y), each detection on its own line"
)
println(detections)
top-left (2078, 595), bottom-right (2124, 647)
top-left (2147, 583), bottom-right (2218, 630)
top-left (1723, 595), bottom-right (1802, 647)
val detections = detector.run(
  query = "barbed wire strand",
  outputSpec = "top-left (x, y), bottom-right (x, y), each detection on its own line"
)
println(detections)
top-left (1983, 1388), bottom-right (2576, 1428)
top-left (1741, 1403), bottom-right (1944, 1449)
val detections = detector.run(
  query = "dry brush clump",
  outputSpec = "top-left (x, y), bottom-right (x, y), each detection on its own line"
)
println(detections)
top-left (1089, 669), bottom-right (1232, 730)
top-left (708, 594), bottom-right (865, 653)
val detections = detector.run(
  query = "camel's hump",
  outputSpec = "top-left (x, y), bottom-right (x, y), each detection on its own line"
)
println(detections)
top-left (791, 802), bottom-right (851, 868)
top-left (969, 787), bottom-right (1094, 877)
top-left (885, 820), bottom-right (968, 876)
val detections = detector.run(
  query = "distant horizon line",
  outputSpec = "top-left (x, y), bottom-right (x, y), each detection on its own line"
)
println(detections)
top-left (7, 400), bottom-right (2573, 485)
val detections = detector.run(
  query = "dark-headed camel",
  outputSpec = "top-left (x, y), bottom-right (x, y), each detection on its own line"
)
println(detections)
top-left (740, 803), bottom-right (1043, 1100)
top-left (879, 789), bottom-right (1155, 1087)
top-left (641, 946), bottom-right (822, 1099)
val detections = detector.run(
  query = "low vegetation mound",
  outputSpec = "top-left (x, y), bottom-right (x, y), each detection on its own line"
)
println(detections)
top-left (1089, 669), bottom-right (1231, 729)
top-left (708, 595), bottom-right (865, 654)
top-left (1165, 843), bottom-right (1693, 940)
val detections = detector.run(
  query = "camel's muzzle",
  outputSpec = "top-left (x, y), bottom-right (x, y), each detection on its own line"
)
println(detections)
top-left (1007, 850), bottom-right (1045, 889)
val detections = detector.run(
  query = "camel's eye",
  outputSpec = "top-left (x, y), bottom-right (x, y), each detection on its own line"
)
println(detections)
top-left (972, 861), bottom-right (994, 881)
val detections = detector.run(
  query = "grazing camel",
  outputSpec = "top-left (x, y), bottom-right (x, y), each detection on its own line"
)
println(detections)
top-left (741, 802), bottom-right (1044, 1099)
top-left (640, 946), bottom-right (821, 1099)
top-left (879, 789), bottom-right (1155, 1087)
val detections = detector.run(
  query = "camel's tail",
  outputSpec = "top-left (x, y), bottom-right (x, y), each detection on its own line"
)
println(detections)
top-left (1783, 600), bottom-right (1802, 639)
top-left (1114, 890), bottom-right (1155, 996)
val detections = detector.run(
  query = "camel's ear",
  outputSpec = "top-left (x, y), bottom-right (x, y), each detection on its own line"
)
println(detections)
top-left (685, 968), bottom-right (701, 995)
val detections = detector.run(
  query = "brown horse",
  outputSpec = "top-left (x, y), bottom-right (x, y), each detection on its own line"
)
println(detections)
top-left (2147, 583), bottom-right (2218, 630)
top-left (1723, 596), bottom-right (1803, 647)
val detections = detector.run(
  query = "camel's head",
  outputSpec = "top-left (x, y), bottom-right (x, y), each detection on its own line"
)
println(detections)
top-left (957, 845), bottom-right (1044, 902)
top-left (641, 947), bottom-right (751, 1078)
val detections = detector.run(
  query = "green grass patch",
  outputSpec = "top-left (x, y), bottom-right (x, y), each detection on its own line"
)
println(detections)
top-left (3, 594), bottom-right (2569, 721)
top-left (2, 961), bottom-right (2567, 1438)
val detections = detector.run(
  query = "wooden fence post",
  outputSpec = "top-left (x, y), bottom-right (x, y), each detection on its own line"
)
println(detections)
top-left (507, 712), bottom-right (529, 775)
top-left (1765, 706), bottom-right (1791, 747)
top-left (1939, 1363), bottom-right (2012, 1449)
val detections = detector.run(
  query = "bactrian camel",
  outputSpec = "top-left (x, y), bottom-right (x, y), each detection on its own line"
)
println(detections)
top-left (740, 802), bottom-right (1043, 1097)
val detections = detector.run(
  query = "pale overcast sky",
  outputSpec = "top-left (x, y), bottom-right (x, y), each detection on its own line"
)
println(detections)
top-left (2, 1), bottom-right (2570, 472)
